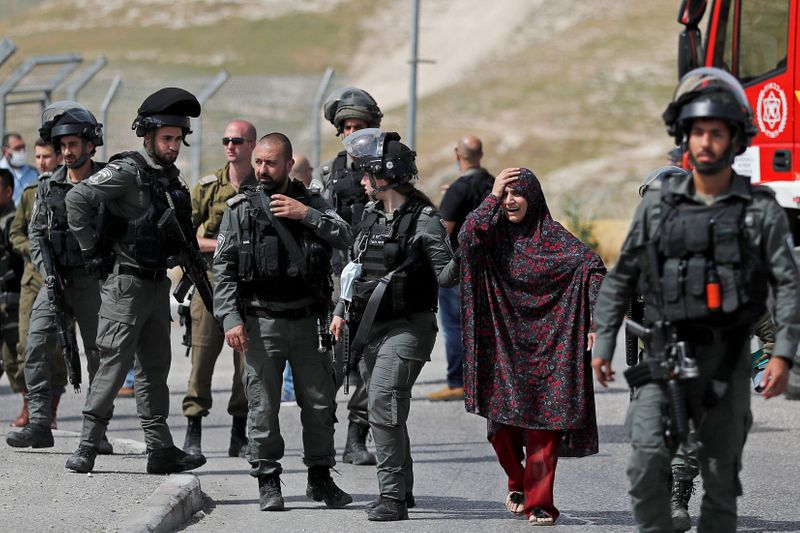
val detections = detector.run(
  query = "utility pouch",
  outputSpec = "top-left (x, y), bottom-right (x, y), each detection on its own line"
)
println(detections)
top-left (685, 256), bottom-right (707, 317)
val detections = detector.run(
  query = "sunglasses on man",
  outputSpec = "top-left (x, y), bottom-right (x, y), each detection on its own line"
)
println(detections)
top-left (222, 137), bottom-right (253, 146)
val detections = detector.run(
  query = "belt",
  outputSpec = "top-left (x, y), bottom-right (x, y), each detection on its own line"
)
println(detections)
top-left (246, 306), bottom-right (317, 320)
top-left (117, 265), bottom-right (167, 281)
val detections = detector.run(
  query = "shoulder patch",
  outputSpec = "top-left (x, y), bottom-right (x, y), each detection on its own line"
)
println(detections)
top-left (38, 171), bottom-right (52, 181)
top-left (422, 206), bottom-right (437, 216)
top-left (226, 193), bottom-right (247, 207)
top-left (88, 167), bottom-right (115, 185)
top-left (199, 174), bottom-right (218, 186)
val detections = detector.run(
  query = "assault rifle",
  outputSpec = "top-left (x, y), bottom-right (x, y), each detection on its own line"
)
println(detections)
top-left (156, 207), bottom-right (214, 313)
top-left (341, 308), bottom-right (352, 394)
top-left (177, 289), bottom-right (193, 358)
top-left (624, 319), bottom-right (698, 447)
top-left (38, 237), bottom-right (82, 393)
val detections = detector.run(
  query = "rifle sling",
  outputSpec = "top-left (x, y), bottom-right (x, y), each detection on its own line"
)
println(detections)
top-left (350, 252), bottom-right (418, 359)
top-left (256, 188), bottom-right (307, 277)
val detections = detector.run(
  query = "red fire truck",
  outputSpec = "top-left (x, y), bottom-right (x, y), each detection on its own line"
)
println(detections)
top-left (677, 0), bottom-right (800, 239)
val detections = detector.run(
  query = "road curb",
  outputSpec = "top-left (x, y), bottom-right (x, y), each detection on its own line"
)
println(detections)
top-left (119, 473), bottom-right (204, 533)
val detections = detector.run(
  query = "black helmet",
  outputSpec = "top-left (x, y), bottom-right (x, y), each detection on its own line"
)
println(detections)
top-left (323, 87), bottom-right (383, 135)
top-left (132, 87), bottom-right (201, 145)
top-left (39, 101), bottom-right (103, 151)
top-left (663, 67), bottom-right (757, 156)
top-left (343, 128), bottom-right (417, 193)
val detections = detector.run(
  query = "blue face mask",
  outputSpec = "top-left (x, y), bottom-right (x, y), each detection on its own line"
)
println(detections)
top-left (339, 261), bottom-right (363, 302)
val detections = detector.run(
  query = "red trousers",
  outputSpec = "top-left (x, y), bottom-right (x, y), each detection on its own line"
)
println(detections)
top-left (489, 424), bottom-right (560, 519)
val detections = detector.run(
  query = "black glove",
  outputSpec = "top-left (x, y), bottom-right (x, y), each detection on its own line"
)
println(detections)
top-left (82, 247), bottom-right (109, 279)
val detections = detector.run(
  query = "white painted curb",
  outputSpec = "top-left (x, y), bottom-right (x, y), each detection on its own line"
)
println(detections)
top-left (120, 473), bottom-right (204, 533)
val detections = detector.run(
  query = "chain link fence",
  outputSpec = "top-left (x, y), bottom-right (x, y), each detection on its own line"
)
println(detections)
top-left (2, 65), bottom-right (348, 186)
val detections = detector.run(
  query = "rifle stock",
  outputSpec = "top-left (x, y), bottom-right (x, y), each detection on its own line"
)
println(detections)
top-left (37, 237), bottom-right (82, 393)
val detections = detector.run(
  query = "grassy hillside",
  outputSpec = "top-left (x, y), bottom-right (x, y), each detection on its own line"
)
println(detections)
top-left (0, 0), bottom-right (685, 240)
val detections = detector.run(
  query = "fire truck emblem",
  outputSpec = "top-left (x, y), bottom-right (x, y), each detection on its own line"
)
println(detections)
top-left (756, 82), bottom-right (787, 138)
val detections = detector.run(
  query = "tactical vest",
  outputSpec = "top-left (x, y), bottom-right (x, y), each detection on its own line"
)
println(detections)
top-left (350, 198), bottom-right (438, 322)
top-left (236, 185), bottom-right (332, 304)
top-left (42, 170), bottom-right (90, 270)
top-left (329, 152), bottom-right (368, 226)
top-left (104, 151), bottom-right (193, 270)
top-left (641, 181), bottom-right (768, 326)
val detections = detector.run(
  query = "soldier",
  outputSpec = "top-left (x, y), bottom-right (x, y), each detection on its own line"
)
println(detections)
top-left (33, 138), bottom-right (61, 175)
top-left (330, 129), bottom-right (458, 521)
top-left (63, 87), bottom-right (207, 474)
top-left (8, 139), bottom-right (66, 429)
top-left (5, 102), bottom-right (112, 453)
top-left (0, 169), bottom-right (24, 418)
top-left (182, 119), bottom-right (257, 458)
top-left (591, 68), bottom-right (800, 532)
top-left (214, 132), bottom-right (353, 512)
top-left (320, 86), bottom-right (383, 466)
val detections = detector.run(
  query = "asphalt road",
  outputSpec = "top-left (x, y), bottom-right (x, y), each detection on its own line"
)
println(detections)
top-left (1, 320), bottom-right (799, 532)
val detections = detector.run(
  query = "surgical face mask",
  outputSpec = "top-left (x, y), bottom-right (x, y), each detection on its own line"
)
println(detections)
top-left (339, 261), bottom-right (363, 302)
top-left (8, 149), bottom-right (26, 168)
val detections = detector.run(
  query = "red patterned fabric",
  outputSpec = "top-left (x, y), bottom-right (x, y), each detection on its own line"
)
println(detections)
top-left (458, 169), bottom-right (604, 457)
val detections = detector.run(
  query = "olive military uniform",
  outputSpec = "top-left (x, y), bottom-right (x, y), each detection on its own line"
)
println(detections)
top-left (334, 195), bottom-right (458, 502)
top-left (0, 202), bottom-right (23, 392)
top-left (66, 150), bottom-right (186, 450)
top-left (593, 171), bottom-right (800, 533)
top-left (8, 182), bottom-right (67, 391)
top-left (182, 164), bottom-right (254, 420)
top-left (213, 180), bottom-right (353, 478)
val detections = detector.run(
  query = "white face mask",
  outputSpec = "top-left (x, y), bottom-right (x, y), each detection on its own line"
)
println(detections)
top-left (8, 149), bottom-right (26, 168)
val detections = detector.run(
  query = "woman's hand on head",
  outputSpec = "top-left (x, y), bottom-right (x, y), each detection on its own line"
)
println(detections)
top-left (491, 168), bottom-right (522, 198)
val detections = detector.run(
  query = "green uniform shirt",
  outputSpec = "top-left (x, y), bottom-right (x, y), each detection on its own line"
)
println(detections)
top-left (65, 149), bottom-right (181, 269)
top-left (593, 171), bottom-right (800, 363)
top-left (213, 181), bottom-right (354, 332)
top-left (9, 182), bottom-right (41, 260)
top-left (192, 163), bottom-right (256, 238)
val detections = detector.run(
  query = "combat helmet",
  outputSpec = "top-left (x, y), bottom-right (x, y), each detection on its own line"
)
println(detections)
top-left (39, 100), bottom-right (103, 152)
top-left (662, 67), bottom-right (757, 171)
top-left (132, 87), bottom-right (201, 146)
top-left (324, 87), bottom-right (383, 136)
top-left (343, 128), bottom-right (417, 194)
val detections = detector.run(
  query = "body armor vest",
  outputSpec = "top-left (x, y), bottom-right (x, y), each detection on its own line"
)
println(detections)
top-left (330, 151), bottom-right (368, 226)
top-left (237, 185), bottom-right (332, 305)
top-left (44, 167), bottom-right (104, 270)
top-left (350, 198), bottom-right (438, 322)
top-left (642, 183), bottom-right (768, 326)
top-left (106, 151), bottom-right (193, 270)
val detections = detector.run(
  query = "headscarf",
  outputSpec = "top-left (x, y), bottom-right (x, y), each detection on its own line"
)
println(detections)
top-left (459, 168), bottom-right (605, 457)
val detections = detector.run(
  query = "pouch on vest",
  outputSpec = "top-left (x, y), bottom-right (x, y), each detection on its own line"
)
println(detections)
top-left (685, 257), bottom-right (707, 318)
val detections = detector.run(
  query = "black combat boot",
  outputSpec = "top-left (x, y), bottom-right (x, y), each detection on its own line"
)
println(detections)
top-left (342, 421), bottom-right (376, 465)
top-left (368, 492), bottom-right (415, 509)
top-left (670, 477), bottom-right (694, 532)
top-left (306, 465), bottom-right (353, 508)
top-left (65, 445), bottom-right (98, 473)
top-left (228, 416), bottom-right (247, 458)
top-left (367, 496), bottom-right (409, 521)
top-left (5, 422), bottom-right (54, 448)
top-left (183, 416), bottom-right (202, 456)
top-left (258, 474), bottom-right (284, 511)
top-left (97, 433), bottom-right (114, 455)
top-left (147, 445), bottom-right (206, 474)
